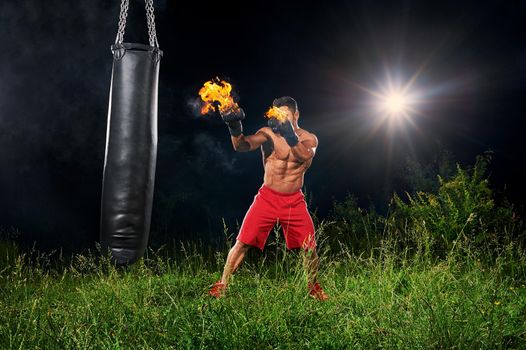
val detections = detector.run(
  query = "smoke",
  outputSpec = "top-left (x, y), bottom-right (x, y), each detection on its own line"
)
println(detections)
top-left (193, 132), bottom-right (239, 174)
top-left (186, 97), bottom-right (206, 118)
top-left (0, 0), bottom-right (120, 162)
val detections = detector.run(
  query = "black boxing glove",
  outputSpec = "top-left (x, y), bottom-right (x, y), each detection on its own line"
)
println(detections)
top-left (221, 108), bottom-right (245, 137)
top-left (267, 117), bottom-right (281, 134)
top-left (279, 119), bottom-right (299, 147)
top-left (268, 118), bottom-right (299, 147)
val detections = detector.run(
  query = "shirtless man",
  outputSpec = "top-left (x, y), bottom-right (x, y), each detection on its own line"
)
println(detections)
top-left (209, 96), bottom-right (328, 300)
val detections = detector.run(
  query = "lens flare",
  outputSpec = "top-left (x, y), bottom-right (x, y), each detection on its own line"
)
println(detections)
top-left (354, 69), bottom-right (423, 126)
top-left (383, 92), bottom-right (406, 115)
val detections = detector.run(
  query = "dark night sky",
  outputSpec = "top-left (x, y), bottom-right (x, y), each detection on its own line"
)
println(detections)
top-left (1, 0), bottom-right (525, 253)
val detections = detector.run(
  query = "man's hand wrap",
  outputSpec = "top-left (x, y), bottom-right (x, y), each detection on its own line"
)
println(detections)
top-left (221, 108), bottom-right (245, 137)
top-left (267, 118), bottom-right (299, 147)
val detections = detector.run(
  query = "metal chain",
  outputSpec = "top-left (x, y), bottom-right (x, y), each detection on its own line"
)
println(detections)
top-left (115, 0), bottom-right (159, 48)
top-left (145, 0), bottom-right (159, 48)
top-left (115, 0), bottom-right (130, 45)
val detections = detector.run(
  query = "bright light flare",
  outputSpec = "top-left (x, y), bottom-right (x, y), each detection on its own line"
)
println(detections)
top-left (372, 81), bottom-right (419, 122)
top-left (381, 91), bottom-right (408, 116)
top-left (355, 69), bottom-right (423, 127)
top-left (342, 52), bottom-right (470, 158)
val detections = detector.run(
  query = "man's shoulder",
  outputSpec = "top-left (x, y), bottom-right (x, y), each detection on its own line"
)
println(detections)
top-left (298, 128), bottom-right (318, 144)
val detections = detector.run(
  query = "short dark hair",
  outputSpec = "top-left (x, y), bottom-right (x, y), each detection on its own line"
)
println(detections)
top-left (272, 96), bottom-right (298, 114)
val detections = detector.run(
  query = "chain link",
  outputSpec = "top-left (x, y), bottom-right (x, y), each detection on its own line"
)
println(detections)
top-left (115, 0), bottom-right (159, 48)
top-left (145, 0), bottom-right (159, 48)
top-left (115, 0), bottom-right (130, 45)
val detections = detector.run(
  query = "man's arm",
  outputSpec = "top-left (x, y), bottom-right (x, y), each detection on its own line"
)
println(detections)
top-left (290, 134), bottom-right (318, 161)
top-left (272, 118), bottom-right (317, 162)
top-left (231, 129), bottom-right (271, 152)
top-left (220, 108), bottom-right (271, 152)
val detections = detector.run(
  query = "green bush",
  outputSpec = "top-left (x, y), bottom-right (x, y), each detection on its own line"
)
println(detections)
top-left (325, 153), bottom-right (525, 263)
top-left (323, 195), bottom-right (385, 257)
top-left (391, 153), bottom-right (522, 259)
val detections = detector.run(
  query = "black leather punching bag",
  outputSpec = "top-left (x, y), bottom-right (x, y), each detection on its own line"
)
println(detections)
top-left (100, 0), bottom-right (162, 266)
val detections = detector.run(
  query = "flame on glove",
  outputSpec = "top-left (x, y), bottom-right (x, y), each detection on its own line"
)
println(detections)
top-left (198, 78), bottom-right (240, 115)
top-left (264, 106), bottom-right (288, 123)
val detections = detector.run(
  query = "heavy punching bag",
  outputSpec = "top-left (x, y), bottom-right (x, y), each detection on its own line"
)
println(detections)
top-left (100, 0), bottom-right (162, 266)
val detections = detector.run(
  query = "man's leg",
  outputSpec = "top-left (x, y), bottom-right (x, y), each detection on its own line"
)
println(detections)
top-left (302, 246), bottom-right (328, 300)
top-left (280, 195), bottom-right (319, 284)
top-left (222, 186), bottom-right (276, 285)
top-left (302, 246), bottom-right (320, 285)
top-left (210, 186), bottom-right (275, 297)
top-left (280, 194), bottom-right (328, 300)
top-left (209, 240), bottom-right (251, 298)
top-left (221, 240), bottom-right (251, 287)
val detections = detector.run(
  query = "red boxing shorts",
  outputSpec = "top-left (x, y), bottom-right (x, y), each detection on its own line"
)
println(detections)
top-left (237, 185), bottom-right (316, 251)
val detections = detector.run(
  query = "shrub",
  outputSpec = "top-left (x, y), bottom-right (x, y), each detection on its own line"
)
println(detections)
top-left (390, 153), bottom-right (522, 258)
top-left (323, 195), bottom-right (386, 257)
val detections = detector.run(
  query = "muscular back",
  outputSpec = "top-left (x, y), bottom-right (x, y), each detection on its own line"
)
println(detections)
top-left (257, 127), bottom-right (316, 193)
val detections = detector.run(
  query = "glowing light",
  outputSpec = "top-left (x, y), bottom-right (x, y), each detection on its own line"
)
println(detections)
top-left (353, 69), bottom-right (423, 127)
top-left (382, 91), bottom-right (408, 116)
top-left (372, 79), bottom-right (419, 122)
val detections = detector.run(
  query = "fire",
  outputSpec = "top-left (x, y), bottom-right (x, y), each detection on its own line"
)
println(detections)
top-left (264, 106), bottom-right (288, 123)
top-left (198, 78), bottom-right (240, 115)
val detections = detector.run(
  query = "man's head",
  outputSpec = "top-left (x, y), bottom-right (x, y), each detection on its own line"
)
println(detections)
top-left (273, 96), bottom-right (299, 125)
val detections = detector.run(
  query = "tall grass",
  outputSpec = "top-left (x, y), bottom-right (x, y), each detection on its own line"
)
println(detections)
top-left (1, 225), bottom-right (525, 349)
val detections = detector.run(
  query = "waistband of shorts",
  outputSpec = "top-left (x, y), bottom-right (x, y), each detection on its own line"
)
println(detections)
top-left (260, 185), bottom-right (302, 197)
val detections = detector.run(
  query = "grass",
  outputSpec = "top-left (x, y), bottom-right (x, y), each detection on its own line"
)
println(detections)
top-left (1, 231), bottom-right (525, 350)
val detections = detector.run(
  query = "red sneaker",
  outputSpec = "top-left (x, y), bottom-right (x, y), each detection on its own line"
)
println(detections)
top-left (308, 282), bottom-right (329, 301)
top-left (209, 280), bottom-right (226, 298)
